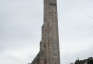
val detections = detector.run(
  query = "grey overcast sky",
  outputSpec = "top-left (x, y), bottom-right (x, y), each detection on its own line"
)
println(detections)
top-left (0, 0), bottom-right (93, 64)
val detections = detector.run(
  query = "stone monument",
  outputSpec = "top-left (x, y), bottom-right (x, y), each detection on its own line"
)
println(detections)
top-left (30, 0), bottom-right (60, 64)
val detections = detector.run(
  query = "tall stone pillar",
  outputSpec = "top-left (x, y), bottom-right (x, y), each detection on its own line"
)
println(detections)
top-left (31, 0), bottom-right (60, 64)
top-left (40, 0), bottom-right (60, 64)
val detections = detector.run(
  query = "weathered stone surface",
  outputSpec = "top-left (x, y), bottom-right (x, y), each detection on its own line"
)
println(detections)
top-left (30, 0), bottom-right (60, 64)
top-left (31, 52), bottom-right (40, 64)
